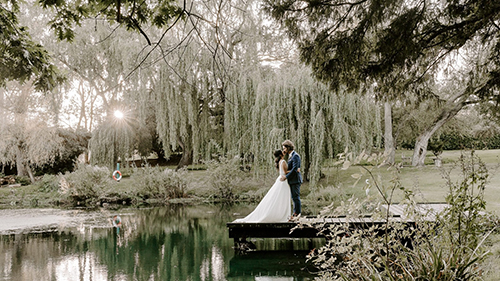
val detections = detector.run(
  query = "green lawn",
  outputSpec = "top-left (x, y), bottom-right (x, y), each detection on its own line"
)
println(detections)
top-left (309, 149), bottom-right (500, 214)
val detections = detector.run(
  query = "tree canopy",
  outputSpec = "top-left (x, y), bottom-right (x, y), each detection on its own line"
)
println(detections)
top-left (264, 0), bottom-right (500, 166)
top-left (264, 0), bottom-right (500, 98)
top-left (0, 0), bottom-right (63, 91)
top-left (1, 0), bottom-right (189, 91)
top-left (38, 0), bottom-right (186, 42)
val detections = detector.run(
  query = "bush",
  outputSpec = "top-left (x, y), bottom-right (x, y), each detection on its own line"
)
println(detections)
top-left (36, 174), bottom-right (60, 192)
top-left (14, 176), bottom-right (31, 186)
top-left (60, 164), bottom-right (112, 205)
top-left (205, 155), bottom-right (246, 202)
top-left (131, 165), bottom-right (187, 201)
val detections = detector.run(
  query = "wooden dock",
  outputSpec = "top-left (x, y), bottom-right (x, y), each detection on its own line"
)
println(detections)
top-left (227, 203), bottom-right (449, 247)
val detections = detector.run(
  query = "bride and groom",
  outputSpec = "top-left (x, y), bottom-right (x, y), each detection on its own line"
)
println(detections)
top-left (234, 140), bottom-right (303, 223)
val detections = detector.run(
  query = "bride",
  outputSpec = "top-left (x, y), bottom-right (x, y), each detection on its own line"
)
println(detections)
top-left (233, 149), bottom-right (291, 223)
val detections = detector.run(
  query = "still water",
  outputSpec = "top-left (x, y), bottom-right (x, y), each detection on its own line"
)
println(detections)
top-left (0, 205), bottom-right (322, 281)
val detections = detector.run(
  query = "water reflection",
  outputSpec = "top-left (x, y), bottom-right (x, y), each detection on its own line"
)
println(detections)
top-left (0, 205), bottom-right (320, 280)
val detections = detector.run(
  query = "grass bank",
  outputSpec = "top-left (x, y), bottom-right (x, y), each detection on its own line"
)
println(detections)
top-left (2, 149), bottom-right (500, 213)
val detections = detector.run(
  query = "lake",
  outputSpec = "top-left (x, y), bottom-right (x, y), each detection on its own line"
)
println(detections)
top-left (0, 205), bottom-right (323, 281)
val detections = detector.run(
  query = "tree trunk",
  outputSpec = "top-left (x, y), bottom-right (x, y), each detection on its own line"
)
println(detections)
top-left (383, 101), bottom-right (395, 165)
top-left (412, 93), bottom-right (469, 166)
top-left (14, 144), bottom-right (34, 182)
top-left (177, 134), bottom-right (193, 169)
top-left (26, 164), bottom-right (35, 183)
top-left (177, 149), bottom-right (193, 169)
top-left (0, 88), bottom-right (4, 133)
top-left (15, 145), bottom-right (28, 177)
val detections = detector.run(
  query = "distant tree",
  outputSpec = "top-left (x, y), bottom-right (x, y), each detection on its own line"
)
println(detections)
top-left (0, 82), bottom-right (70, 182)
top-left (264, 0), bottom-right (500, 166)
top-left (37, 129), bottom-right (91, 175)
top-left (89, 107), bottom-right (141, 169)
top-left (223, 64), bottom-right (382, 184)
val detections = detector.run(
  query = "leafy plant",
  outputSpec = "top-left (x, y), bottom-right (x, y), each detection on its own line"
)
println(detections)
top-left (306, 150), bottom-right (497, 280)
top-left (205, 155), bottom-right (245, 202)
top-left (14, 176), bottom-right (31, 186)
top-left (36, 174), bottom-right (60, 192)
top-left (60, 164), bottom-right (112, 205)
top-left (428, 139), bottom-right (444, 157)
top-left (132, 165), bottom-right (187, 201)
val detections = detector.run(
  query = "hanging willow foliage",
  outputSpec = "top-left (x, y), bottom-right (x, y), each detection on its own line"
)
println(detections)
top-left (89, 110), bottom-right (139, 169)
top-left (224, 65), bottom-right (382, 185)
top-left (84, 0), bottom-right (383, 181)
top-left (152, 42), bottom-right (221, 168)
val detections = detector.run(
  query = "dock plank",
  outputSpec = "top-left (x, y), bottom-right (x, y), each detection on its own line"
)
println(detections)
top-left (227, 203), bottom-right (449, 244)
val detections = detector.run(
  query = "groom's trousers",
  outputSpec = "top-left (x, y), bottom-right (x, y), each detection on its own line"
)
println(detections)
top-left (290, 183), bottom-right (301, 215)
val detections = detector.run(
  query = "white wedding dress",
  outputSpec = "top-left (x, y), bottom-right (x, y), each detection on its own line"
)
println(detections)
top-left (234, 160), bottom-right (291, 223)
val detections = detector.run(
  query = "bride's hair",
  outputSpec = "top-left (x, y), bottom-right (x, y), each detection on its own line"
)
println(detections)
top-left (274, 149), bottom-right (283, 169)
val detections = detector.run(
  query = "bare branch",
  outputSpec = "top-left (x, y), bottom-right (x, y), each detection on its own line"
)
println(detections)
top-left (122, 4), bottom-right (186, 81)
top-left (131, 17), bottom-right (152, 45)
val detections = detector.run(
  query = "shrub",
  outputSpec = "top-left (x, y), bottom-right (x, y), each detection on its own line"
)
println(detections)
top-left (36, 174), bottom-right (60, 192)
top-left (131, 165), bottom-right (187, 201)
top-left (60, 164), bottom-right (112, 205)
top-left (205, 155), bottom-right (245, 202)
top-left (14, 176), bottom-right (31, 186)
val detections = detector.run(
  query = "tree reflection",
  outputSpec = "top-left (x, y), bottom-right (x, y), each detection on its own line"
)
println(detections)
top-left (0, 206), bottom-right (235, 281)
top-left (0, 205), bottom-right (317, 280)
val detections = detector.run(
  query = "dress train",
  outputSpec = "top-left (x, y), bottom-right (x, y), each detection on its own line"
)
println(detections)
top-left (233, 160), bottom-right (291, 223)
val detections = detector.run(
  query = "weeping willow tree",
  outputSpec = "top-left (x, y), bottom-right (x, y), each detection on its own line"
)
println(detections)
top-left (154, 65), bottom-right (215, 169)
top-left (85, 0), bottom-right (382, 177)
top-left (224, 65), bottom-right (382, 185)
top-left (88, 106), bottom-right (140, 169)
top-left (145, 0), bottom-right (261, 169)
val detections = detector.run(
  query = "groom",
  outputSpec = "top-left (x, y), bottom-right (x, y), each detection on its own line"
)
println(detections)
top-left (280, 140), bottom-right (302, 218)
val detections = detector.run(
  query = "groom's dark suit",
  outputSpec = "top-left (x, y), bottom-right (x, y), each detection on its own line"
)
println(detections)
top-left (286, 151), bottom-right (302, 215)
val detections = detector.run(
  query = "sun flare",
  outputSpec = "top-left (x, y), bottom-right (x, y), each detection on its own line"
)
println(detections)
top-left (114, 110), bottom-right (124, 119)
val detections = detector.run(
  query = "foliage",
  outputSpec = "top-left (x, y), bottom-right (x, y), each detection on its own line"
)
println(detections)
top-left (89, 114), bottom-right (140, 169)
top-left (38, 0), bottom-right (185, 42)
top-left (206, 155), bottom-right (247, 202)
top-left (60, 164), bottom-right (112, 205)
top-left (36, 174), bottom-right (60, 192)
top-left (428, 139), bottom-right (444, 157)
top-left (0, 80), bottom-right (78, 180)
top-left (264, 0), bottom-right (500, 96)
top-left (10, 0), bottom-right (385, 180)
top-left (37, 129), bottom-right (90, 175)
top-left (224, 65), bottom-right (382, 185)
top-left (264, 0), bottom-right (500, 167)
top-left (441, 152), bottom-right (492, 251)
top-left (2, 0), bottom-right (186, 91)
top-left (131, 165), bottom-right (187, 201)
top-left (402, 133), bottom-right (500, 151)
top-left (0, 121), bottom-right (65, 172)
top-left (0, 0), bottom-right (63, 90)
top-left (307, 151), bottom-right (496, 280)
top-left (14, 176), bottom-right (31, 186)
